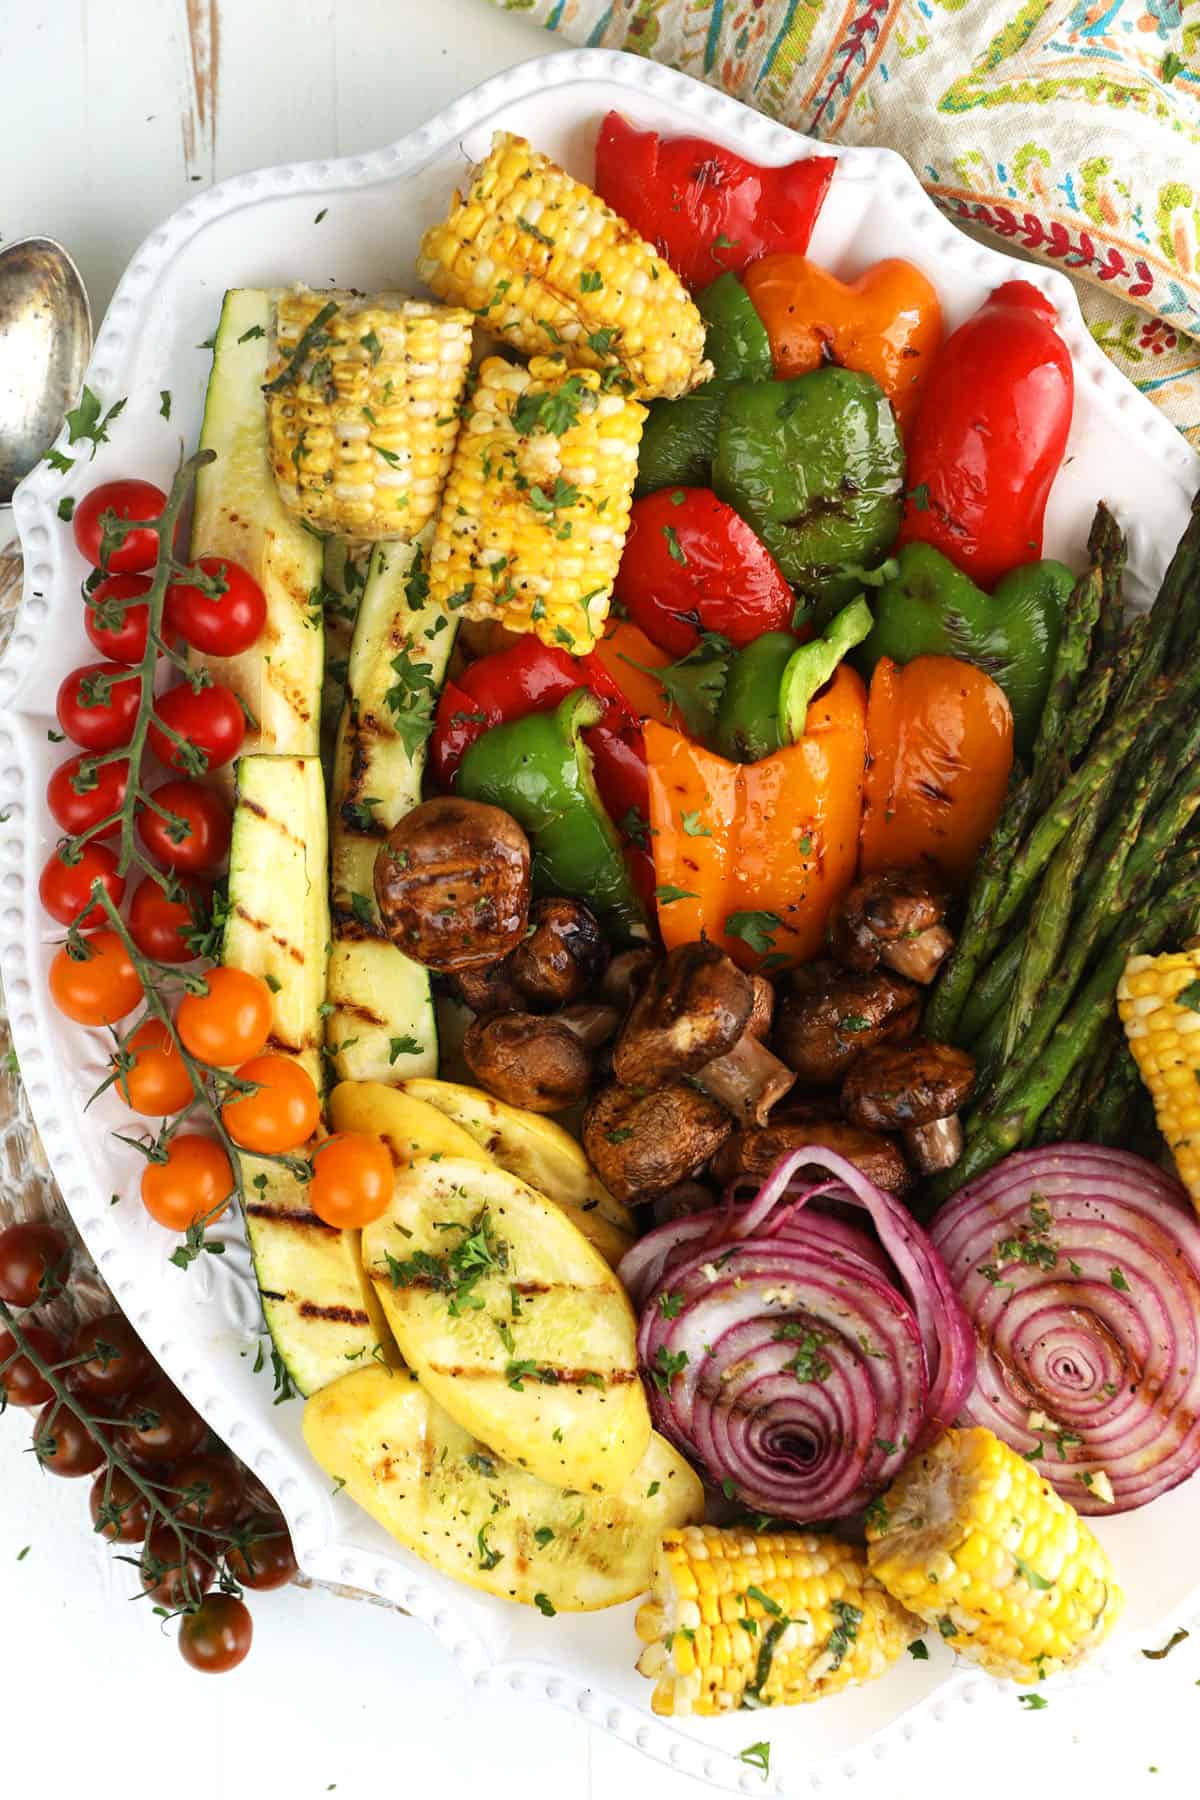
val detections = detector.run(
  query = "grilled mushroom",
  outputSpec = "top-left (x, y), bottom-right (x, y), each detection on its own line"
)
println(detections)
top-left (509, 897), bottom-right (608, 1008)
top-left (601, 947), bottom-right (657, 1012)
top-left (710, 1105), bottom-right (912, 1196)
top-left (582, 1081), bottom-right (732, 1202)
top-left (463, 1005), bottom-right (618, 1113)
top-left (651, 1179), bottom-right (719, 1227)
top-left (831, 870), bottom-right (953, 985)
top-left (773, 960), bottom-right (921, 1087)
top-left (746, 974), bottom-right (774, 1041)
top-left (374, 797), bottom-right (530, 973)
top-left (612, 943), bottom-right (795, 1126)
top-left (841, 1039), bottom-right (976, 1174)
top-left (445, 959), bottom-right (525, 1016)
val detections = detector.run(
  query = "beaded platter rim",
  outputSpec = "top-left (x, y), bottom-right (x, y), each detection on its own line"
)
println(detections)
top-left (1, 46), bottom-right (1199, 1796)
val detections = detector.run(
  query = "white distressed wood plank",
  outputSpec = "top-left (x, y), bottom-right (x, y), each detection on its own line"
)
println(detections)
top-left (212, 0), bottom-right (339, 181)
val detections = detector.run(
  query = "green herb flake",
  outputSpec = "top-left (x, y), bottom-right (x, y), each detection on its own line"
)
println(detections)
top-left (663, 524), bottom-right (687, 565)
top-left (655, 885), bottom-right (698, 906)
top-left (651, 1345), bottom-right (688, 1394)
top-left (533, 1591), bottom-right (556, 1616)
top-left (907, 1639), bottom-right (929, 1661)
top-left (159, 390), bottom-right (172, 420)
top-left (1110, 1266), bottom-right (1131, 1292)
top-left (1018, 1694), bottom-right (1048, 1710)
top-left (681, 810), bottom-right (711, 837)
top-left (388, 1036), bottom-right (422, 1064)
top-left (57, 497), bottom-right (75, 522)
top-left (579, 270), bottom-right (603, 293)
top-left (725, 910), bottom-right (781, 956)
top-left (739, 1742), bottom-right (770, 1781)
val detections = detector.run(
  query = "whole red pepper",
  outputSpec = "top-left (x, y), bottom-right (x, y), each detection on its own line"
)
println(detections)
top-left (614, 488), bottom-right (794, 658)
top-left (429, 637), bottom-right (655, 904)
top-left (594, 113), bottom-right (835, 294)
top-left (898, 281), bottom-right (1074, 588)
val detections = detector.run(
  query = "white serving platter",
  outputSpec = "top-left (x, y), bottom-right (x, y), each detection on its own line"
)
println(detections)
top-left (2, 46), bottom-right (1199, 1797)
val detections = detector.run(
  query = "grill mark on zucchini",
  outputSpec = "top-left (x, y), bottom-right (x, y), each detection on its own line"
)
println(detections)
top-left (246, 1202), bottom-right (339, 1234)
top-left (298, 1299), bottom-right (371, 1326)
top-left (238, 795), bottom-right (309, 843)
top-left (331, 905), bottom-right (388, 942)
top-left (228, 903), bottom-right (307, 962)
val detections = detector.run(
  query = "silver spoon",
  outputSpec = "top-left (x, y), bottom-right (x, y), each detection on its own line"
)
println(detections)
top-left (0, 236), bottom-right (92, 559)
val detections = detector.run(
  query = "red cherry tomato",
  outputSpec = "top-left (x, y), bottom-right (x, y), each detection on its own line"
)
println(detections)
top-left (47, 754), bottom-right (130, 838)
top-left (221, 1055), bottom-right (320, 1153)
top-left (178, 1594), bottom-right (253, 1674)
top-left (226, 1513), bottom-right (298, 1591)
top-left (73, 479), bottom-right (166, 573)
top-left (117, 1377), bottom-right (206, 1467)
top-left (141, 1520), bottom-right (214, 1608)
top-left (138, 780), bottom-right (231, 873)
top-left (166, 557), bottom-right (266, 656)
top-left (140, 1135), bottom-right (233, 1232)
top-left (66, 1311), bottom-right (153, 1401)
top-left (38, 841), bottom-right (125, 928)
top-left (112, 1019), bottom-right (193, 1116)
top-left (128, 875), bottom-right (212, 961)
top-left (90, 1467), bottom-right (152, 1543)
top-left (56, 661), bottom-right (142, 751)
top-left (614, 489), bottom-right (794, 657)
top-left (33, 1401), bottom-right (106, 1477)
top-left (171, 1453), bottom-right (244, 1529)
top-left (48, 930), bottom-right (142, 1026)
top-left (0, 1223), bottom-right (71, 1306)
top-left (308, 1133), bottom-right (393, 1229)
top-left (147, 682), bottom-right (245, 774)
top-left (84, 572), bottom-right (154, 664)
top-left (0, 1324), bottom-right (65, 1408)
top-left (176, 968), bottom-right (273, 1067)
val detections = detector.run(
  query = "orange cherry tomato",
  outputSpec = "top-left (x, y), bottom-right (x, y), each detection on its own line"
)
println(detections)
top-left (176, 967), bottom-right (273, 1067)
top-left (49, 930), bottom-right (142, 1026)
top-left (860, 655), bottom-right (1013, 887)
top-left (308, 1133), bottom-right (394, 1229)
top-left (141, 1135), bottom-right (233, 1232)
top-left (112, 1019), bottom-right (192, 1116)
top-left (221, 1055), bottom-right (319, 1153)
top-left (743, 255), bottom-right (942, 437)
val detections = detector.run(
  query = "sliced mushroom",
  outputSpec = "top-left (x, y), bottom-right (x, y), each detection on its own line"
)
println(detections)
top-left (612, 942), bottom-right (795, 1127)
top-left (510, 897), bottom-right (609, 1009)
top-left (463, 1012), bottom-right (594, 1113)
top-left (831, 870), bottom-right (953, 985)
top-left (841, 1039), bottom-right (976, 1175)
top-left (773, 960), bottom-right (921, 1087)
top-left (582, 1082), bottom-right (733, 1202)
top-left (374, 797), bottom-right (530, 973)
top-left (710, 1106), bottom-right (912, 1196)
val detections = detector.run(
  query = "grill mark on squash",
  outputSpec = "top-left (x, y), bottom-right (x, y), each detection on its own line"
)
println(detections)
top-left (425, 1359), bottom-right (636, 1388)
top-left (297, 1299), bottom-right (371, 1326)
top-left (246, 1202), bottom-right (339, 1235)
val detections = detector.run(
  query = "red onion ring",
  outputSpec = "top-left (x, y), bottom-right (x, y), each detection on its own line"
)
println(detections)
top-left (931, 1144), bottom-right (1200, 1515)
top-left (619, 1145), bottom-right (975, 1521)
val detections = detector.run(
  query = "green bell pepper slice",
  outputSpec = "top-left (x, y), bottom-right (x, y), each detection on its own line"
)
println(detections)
top-left (635, 274), bottom-right (773, 496)
top-left (714, 630), bottom-right (796, 763)
top-left (857, 543), bottom-right (1074, 753)
top-left (712, 368), bottom-right (905, 623)
top-left (456, 689), bottom-right (647, 942)
top-left (779, 598), bottom-right (874, 743)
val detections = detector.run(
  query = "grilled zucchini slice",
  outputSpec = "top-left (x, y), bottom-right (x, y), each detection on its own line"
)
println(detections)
top-left (304, 1366), bottom-right (703, 1611)
top-left (223, 755), bottom-right (380, 1393)
top-left (402, 1078), bottom-right (634, 1267)
top-left (190, 288), bottom-right (324, 794)
top-left (325, 534), bottom-right (454, 1085)
top-left (334, 1081), bottom-right (650, 1493)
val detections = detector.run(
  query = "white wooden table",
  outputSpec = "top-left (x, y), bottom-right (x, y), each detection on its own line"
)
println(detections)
top-left (0, 4), bottom-right (1197, 1795)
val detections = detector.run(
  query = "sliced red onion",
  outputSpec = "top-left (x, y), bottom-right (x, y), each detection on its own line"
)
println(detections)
top-left (932, 1144), bottom-right (1200, 1515)
top-left (618, 1145), bottom-right (975, 1521)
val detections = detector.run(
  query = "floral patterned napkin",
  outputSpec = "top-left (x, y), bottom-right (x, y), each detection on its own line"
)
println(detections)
top-left (487, 0), bottom-right (1200, 447)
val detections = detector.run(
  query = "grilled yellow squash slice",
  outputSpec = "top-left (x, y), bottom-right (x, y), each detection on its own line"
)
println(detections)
top-left (223, 757), bottom-right (382, 1394)
top-left (304, 1366), bottom-right (701, 1610)
top-left (332, 1081), bottom-right (650, 1492)
top-left (402, 1078), bottom-right (634, 1267)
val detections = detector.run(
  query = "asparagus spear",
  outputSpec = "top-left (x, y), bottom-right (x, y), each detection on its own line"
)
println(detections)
top-left (1126, 491), bottom-right (1200, 696)
top-left (932, 877), bottom-right (1200, 1199)
top-left (922, 776), bottom-right (1034, 1042)
top-left (1093, 503), bottom-right (1128, 665)
top-left (958, 932), bottom-right (1025, 1045)
top-left (1000, 771), bottom-right (1113, 1060)
top-left (1085, 1039), bottom-right (1144, 1146)
top-left (1025, 505), bottom-right (1117, 801)
top-left (990, 683), bottom-right (1160, 938)
top-left (1032, 1050), bottom-right (1090, 1146)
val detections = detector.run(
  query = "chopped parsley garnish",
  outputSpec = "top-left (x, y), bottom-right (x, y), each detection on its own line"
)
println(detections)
top-left (657, 1290), bottom-right (684, 1319)
top-left (1110, 1266), bottom-right (1131, 1292)
top-left (516, 213), bottom-right (555, 247)
top-left (476, 1522), bottom-right (502, 1570)
top-left (386, 1209), bottom-right (507, 1316)
top-left (511, 375), bottom-right (589, 437)
top-left (579, 270), bottom-right (603, 293)
top-left (387, 1035), bottom-right (422, 1064)
top-left (1014, 1556), bottom-right (1053, 1592)
top-left (907, 1639), bottom-right (929, 1661)
top-left (64, 386), bottom-right (127, 460)
top-left (533, 1591), bottom-right (556, 1617)
top-left (725, 911), bottom-right (781, 956)
top-left (773, 1324), bottom-right (830, 1383)
top-left (662, 524), bottom-right (687, 565)
top-left (655, 885), bottom-right (698, 906)
top-left (651, 1346), bottom-right (689, 1393)
top-left (1018, 1693), bottom-right (1048, 1710)
top-left (383, 644), bottom-right (437, 758)
top-left (681, 810), bottom-right (711, 837)
top-left (738, 1742), bottom-right (770, 1780)
top-left (824, 1599), bottom-right (862, 1671)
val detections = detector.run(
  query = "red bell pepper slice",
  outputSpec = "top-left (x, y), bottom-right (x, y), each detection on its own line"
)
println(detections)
top-left (595, 113), bottom-right (835, 294)
top-left (428, 637), bottom-right (653, 898)
top-left (898, 281), bottom-right (1074, 589)
top-left (614, 488), bottom-right (794, 658)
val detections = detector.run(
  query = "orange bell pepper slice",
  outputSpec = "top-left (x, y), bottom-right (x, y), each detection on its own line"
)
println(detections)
top-left (743, 255), bottom-right (942, 437)
top-left (860, 655), bottom-right (1013, 887)
top-left (645, 664), bottom-right (867, 971)
top-left (592, 620), bottom-right (676, 728)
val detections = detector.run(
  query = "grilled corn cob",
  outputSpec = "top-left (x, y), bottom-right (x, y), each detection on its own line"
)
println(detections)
top-left (1117, 948), bottom-right (1200, 1205)
top-left (633, 1524), bottom-right (914, 1717)
top-left (265, 287), bottom-right (472, 540)
top-left (418, 131), bottom-right (709, 402)
top-left (428, 353), bottom-right (644, 653)
top-left (866, 1428), bottom-right (1122, 1683)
